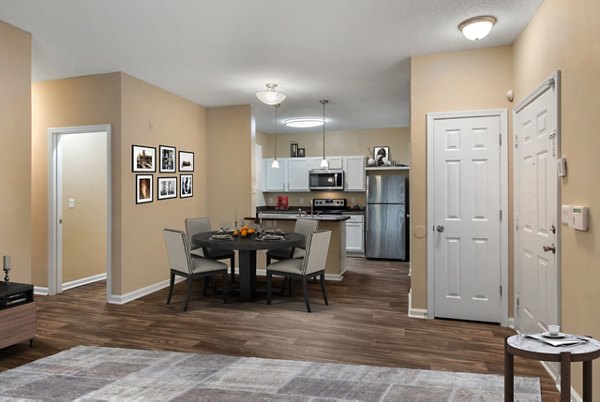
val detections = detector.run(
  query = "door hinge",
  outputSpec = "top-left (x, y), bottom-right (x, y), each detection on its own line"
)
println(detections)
top-left (499, 134), bottom-right (502, 146)
top-left (499, 210), bottom-right (502, 221)
top-left (500, 285), bottom-right (503, 297)
top-left (516, 296), bottom-right (520, 309)
top-left (515, 134), bottom-right (518, 149)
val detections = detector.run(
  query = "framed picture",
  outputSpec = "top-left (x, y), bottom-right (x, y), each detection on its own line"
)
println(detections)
top-left (136, 174), bottom-right (153, 204)
top-left (180, 174), bottom-right (193, 198)
top-left (297, 147), bottom-right (305, 157)
top-left (373, 146), bottom-right (390, 166)
top-left (179, 151), bottom-right (194, 172)
top-left (159, 145), bottom-right (176, 173)
top-left (157, 177), bottom-right (177, 200)
top-left (290, 142), bottom-right (298, 157)
top-left (132, 145), bottom-right (156, 172)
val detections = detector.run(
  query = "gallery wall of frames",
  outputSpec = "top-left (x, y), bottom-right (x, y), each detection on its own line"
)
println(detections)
top-left (132, 144), bottom-right (194, 204)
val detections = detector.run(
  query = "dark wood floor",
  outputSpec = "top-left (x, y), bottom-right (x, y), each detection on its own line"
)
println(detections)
top-left (0, 257), bottom-right (559, 400)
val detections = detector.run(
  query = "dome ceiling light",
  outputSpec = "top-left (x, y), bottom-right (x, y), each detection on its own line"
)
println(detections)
top-left (458, 16), bottom-right (496, 41)
top-left (283, 118), bottom-right (325, 128)
top-left (256, 83), bottom-right (286, 106)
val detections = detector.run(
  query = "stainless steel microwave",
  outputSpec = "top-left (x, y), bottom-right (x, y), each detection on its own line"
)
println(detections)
top-left (309, 169), bottom-right (344, 191)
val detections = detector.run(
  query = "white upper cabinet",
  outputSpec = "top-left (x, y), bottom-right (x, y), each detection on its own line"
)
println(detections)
top-left (287, 158), bottom-right (311, 192)
top-left (343, 156), bottom-right (365, 191)
top-left (262, 159), bottom-right (288, 191)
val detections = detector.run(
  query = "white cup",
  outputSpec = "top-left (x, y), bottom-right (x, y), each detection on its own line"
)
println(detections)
top-left (548, 324), bottom-right (560, 335)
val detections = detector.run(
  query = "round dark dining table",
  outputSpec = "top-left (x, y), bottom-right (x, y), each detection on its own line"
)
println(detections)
top-left (192, 231), bottom-right (304, 302)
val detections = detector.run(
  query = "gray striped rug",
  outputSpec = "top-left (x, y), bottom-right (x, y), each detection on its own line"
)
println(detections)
top-left (0, 346), bottom-right (540, 401)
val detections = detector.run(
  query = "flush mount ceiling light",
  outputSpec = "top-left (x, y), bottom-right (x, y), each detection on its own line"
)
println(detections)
top-left (256, 83), bottom-right (286, 106)
top-left (283, 118), bottom-right (325, 128)
top-left (458, 16), bottom-right (496, 41)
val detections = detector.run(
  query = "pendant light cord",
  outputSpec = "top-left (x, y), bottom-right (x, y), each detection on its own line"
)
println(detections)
top-left (320, 100), bottom-right (328, 160)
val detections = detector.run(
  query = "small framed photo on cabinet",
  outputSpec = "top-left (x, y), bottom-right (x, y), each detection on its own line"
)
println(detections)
top-left (297, 147), bottom-right (305, 157)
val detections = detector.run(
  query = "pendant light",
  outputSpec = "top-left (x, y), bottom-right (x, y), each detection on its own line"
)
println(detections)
top-left (319, 99), bottom-right (329, 168)
top-left (272, 104), bottom-right (280, 168)
top-left (257, 83), bottom-right (286, 106)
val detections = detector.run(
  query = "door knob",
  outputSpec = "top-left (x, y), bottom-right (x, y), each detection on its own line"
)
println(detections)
top-left (436, 225), bottom-right (445, 233)
top-left (543, 244), bottom-right (556, 254)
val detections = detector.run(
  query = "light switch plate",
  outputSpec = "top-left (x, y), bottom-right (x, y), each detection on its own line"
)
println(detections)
top-left (561, 205), bottom-right (571, 225)
top-left (68, 198), bottom-right (75, 209)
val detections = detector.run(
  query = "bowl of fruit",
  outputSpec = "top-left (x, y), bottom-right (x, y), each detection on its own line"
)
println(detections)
top-left (232, 225), bottom-right (255, 238)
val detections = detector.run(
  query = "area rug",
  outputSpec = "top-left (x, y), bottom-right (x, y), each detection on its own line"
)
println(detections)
top-left (0, 346), bottom-right (540, 401)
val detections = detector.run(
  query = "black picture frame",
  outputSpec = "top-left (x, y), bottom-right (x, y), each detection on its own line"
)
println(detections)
top-left (297, 147), bottom-right (305, 157)
top-left (290, 142), bottom-right (298, 157)
top-left (179, 151), bottom-right (194, 172)
top-left (136, 174), bottom-right (153, 204)
top-left (132, 145), bottom-right (156, 172)
top-left (159, 145), bottom-right (176, 173)
top-left (373, 146), bottom-right (390, 166)
top-left (157, 177), bottom-right (177, 200)
top-left (180, 174), bottom-right (193, 198)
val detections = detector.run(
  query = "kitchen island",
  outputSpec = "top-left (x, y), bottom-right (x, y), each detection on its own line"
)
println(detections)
top-left (247, 211), bottom-right (349, 280)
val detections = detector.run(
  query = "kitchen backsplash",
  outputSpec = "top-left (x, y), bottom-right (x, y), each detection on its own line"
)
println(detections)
top-left (263, 191), bottom-right (366, 209)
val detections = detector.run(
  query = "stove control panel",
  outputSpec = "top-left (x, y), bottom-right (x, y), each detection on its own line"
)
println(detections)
top-left (312, 198), bottom-right (347, 209)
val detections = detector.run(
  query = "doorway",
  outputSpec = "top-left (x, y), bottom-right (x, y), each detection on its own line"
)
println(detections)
top-left (427, 110), bottom-right (508, 324)
top-left (48, 125), bottom-right (111, 300)
top-left (513, 72), bottom-right (560, 336)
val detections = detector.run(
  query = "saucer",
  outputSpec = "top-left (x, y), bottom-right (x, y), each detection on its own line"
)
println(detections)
top-left (542, 332), bottom-right (565, 338)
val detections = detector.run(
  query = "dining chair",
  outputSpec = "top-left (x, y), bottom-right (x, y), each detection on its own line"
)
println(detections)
top-left (266, 218), bottom-right (319, 265)
top-left (163, 229), bottom-right (228, 311)
top-left (266, 230), bottom-right (331, 313)
top-left (185, 217), bottom-right (236, 283)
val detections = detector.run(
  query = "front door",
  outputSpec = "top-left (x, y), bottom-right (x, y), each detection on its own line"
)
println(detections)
top-left (428, 110), bottom-right (507, 323)
top-left (514, 73), bottom-right (560, 335)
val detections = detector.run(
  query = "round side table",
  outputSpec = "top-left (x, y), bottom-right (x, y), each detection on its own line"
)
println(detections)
top-left (505, 334), bottom-right (600, 402)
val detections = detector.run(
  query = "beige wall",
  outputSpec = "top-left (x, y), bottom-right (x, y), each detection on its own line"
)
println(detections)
top-left (61, 132), bottom-right (107, 282)
top-left (119, 73), bottom-right (207, 294)
top-left (0, 21), bottom-right (31, 283)
top-left (514, 0), bottom-right (600, 395)
top-left (410, 46), bottom-right (514, 309)
top-left (32, 73), bottom-right (121, 287)
top-left (207, 105), bottom-right (254, 224)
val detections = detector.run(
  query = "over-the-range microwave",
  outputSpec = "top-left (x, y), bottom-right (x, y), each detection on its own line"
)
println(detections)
top-left (308, 169), bottom-right (344, 191)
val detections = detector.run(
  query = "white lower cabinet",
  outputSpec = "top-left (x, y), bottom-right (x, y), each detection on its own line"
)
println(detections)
top-left (345, 214), bottom-right (364, 253)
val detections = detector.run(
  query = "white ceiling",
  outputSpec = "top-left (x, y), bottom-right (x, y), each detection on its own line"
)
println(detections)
top-left (0, 0), bottom-right (542, 134)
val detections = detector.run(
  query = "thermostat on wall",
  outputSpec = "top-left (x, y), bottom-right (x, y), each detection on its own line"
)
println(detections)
top-left (570, 205), bottom-right (589, 231)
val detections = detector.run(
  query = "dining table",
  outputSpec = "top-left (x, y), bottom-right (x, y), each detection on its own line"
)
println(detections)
top-left (192, 231), bottom-right (304, 302)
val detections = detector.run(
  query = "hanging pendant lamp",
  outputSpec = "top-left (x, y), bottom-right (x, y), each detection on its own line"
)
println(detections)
top-left (319, 99), bottom-right (329, 168)
top-left (272, 104), bottom-right (280, 168)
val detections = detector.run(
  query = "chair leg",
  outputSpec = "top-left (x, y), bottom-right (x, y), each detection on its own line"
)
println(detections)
top-left (184, 277), bottom-right (193, 311)
top-left (266, 255), bottom-right (272, 266)
top-left (167, 272), bottom-right (175, 304)
top-left (211, 273), bottom-right (218, 294)
top-left (302, 277), bottom-right (311, 313)
top-left (320, 273), bottom-right (329, 306)
top-left (230, 256), bottom-right (235, 283)
top-left (223, 271), bottom-right (228, 304)
top-left (288, 277), bottom-right (293, 297)
top-left (203, 276), bottom-right (208, 296)
top-left (267, 272), bottom-right (272, 305)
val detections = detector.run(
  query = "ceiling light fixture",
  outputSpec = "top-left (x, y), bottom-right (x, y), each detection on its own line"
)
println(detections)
top-left (283, 118), bottom-right (325, 128)
top-left (256, 83), bottom-right (286, 106)
top-left (319, 99), bottom-right (329, 169)
top-left (458, 16), bottom-right (496, 41)
top-left (272, 104), bottom-right (280, 168)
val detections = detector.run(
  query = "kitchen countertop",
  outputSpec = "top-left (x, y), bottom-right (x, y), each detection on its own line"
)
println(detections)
top-left (249, 212), bottom-right (350, 221)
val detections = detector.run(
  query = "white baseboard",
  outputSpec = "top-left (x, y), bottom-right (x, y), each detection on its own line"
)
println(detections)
top-left (34, 286), bottom-right (49, 296)
top-left (63, 273), bottom-right (107, 291)
top-left (108, 276), bottom-right (185, 305)
top-left (407, 288), bottom-right (428, 319)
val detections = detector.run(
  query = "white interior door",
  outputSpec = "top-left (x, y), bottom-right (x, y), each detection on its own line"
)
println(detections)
top-left (428, 110), bottom-right (508, 323)
top-left (514, 73), bottom-right (560, 335)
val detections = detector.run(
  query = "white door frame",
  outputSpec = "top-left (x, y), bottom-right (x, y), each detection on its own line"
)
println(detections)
top-left (513, 71), bottom-right (561, 331)
top-left (48, 124), bottom-right (112, 299)
top-left (426, 109), bottom-right (509, 325)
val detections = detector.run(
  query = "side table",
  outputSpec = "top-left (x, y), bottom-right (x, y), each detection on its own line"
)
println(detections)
top-left (505, 334), bottom-right (600, 402)
top-left (0, 282), bottom-right (36, 349)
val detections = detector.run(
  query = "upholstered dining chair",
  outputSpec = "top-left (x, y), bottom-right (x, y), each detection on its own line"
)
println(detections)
top-left (185, 217), bottom-right (236, 283)
top-left (266, 218), bottom-right (319, 265)
top-left (163, 229), bottom-right (228, 311)
top-left (266, 230), bottom-right (331, 313)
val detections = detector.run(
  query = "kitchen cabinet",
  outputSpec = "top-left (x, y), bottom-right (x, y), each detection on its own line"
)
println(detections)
top-left (287, 158), bottom-right (311, 192)
top-left (263, 159), bottom-right (288, 191)
top-left (345, 214), bottom-right (364, 253)
top-left (344, 156), bottom-right (365, 191)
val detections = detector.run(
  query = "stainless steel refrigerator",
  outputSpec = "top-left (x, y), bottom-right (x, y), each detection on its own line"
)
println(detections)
top-left (366, 174), bottom-right (407, 260)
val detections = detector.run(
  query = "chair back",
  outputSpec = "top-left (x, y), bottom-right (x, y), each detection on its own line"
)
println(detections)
top-left (163, 229), bottom-right (193, 275)
top-left (302, 230), bottom-right (332, 275)
top-left (185, 217), bottom-right (212, 245)
top-left (294, 218), bottom-right (319, 249)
